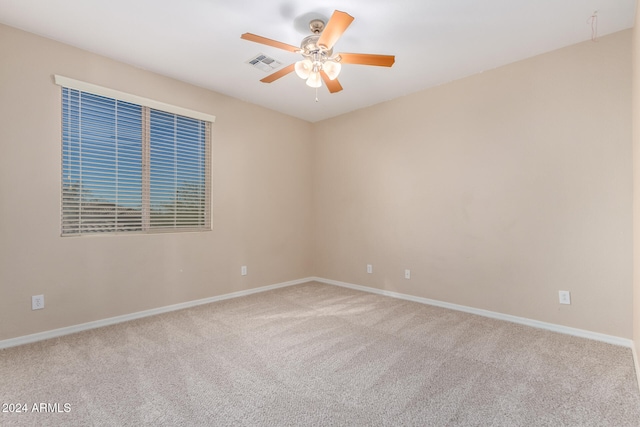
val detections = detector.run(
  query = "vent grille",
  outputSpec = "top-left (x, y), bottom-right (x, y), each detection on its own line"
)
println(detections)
top-left (246, 54), bottom-right (283, 73)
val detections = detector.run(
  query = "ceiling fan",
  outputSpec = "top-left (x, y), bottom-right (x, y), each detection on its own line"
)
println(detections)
top-left (241, 10), bottom-right (395, 94)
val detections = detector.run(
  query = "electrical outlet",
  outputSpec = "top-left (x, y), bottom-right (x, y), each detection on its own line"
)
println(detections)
top-left (241, 265), bottom-right (247, 276)
top-left (32, 295), bottom-right (44, 310)
top-left (404, 269), bottom-right (411, 279)
top-left (559, 290), bottom-right (571, 305)
top-left (367, 264), bottom-right (373, 274)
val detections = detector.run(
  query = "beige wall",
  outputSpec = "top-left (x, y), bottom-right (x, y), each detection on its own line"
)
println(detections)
top-left (0, 24), bottom-right (313, 341)
top-left (1, 23), bottom-right (634, 343)
top-left (313, 30), bottom-right (633, 338)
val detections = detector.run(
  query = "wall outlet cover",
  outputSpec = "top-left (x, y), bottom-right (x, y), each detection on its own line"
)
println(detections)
top-left (32, 295), bottom-right (44, 310)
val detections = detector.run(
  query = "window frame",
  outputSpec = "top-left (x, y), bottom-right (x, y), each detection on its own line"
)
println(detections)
top-left (56, 75), bottom-right (215, 236)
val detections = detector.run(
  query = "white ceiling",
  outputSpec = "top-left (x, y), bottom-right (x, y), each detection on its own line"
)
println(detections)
top-left (0, 0), bottom-right (636, 122)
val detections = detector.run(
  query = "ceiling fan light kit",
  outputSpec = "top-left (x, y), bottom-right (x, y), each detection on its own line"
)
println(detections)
top-left (322, 60), bottom-right (341, 80)
top-left (306, 68), bottom-right (322, 88)
top-left (294, 47), bottom-right (341, 87)
top-left (241, 10), bottom-right (395, 95)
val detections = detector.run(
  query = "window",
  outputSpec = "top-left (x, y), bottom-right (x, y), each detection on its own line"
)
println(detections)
top-left (57, 76), bottom-right (214, 235)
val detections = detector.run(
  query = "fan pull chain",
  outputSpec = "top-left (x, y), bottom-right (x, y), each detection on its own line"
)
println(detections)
top-left (315, 87), bottom-right (319, 103)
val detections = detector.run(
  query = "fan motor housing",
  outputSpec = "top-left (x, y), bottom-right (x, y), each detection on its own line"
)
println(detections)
top-left (300, 35), bottom-right (333, 56)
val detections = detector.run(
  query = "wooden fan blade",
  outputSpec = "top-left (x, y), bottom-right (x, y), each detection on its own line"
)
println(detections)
top-left (339, 53), bottom-right (395, 67)
top-left (317, 10), bottom-right (354, 50)
top-left (320, 70), bottom-right (343, 93)
top-left (241, 33), bottom-right (300, 53)
top-left (260, 64), bottom-right (295, 83)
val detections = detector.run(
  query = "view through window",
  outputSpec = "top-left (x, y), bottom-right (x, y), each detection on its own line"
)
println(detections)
top-left (61, 87), bottom-right (211, 235)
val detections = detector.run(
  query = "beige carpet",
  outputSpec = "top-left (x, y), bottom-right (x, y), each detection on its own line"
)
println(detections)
top-left (1, 281), bottom-right (639, 426)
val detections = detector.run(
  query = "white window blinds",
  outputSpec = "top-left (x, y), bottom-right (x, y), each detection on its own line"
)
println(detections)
top-left (59, 80), bottom-right (212, 235)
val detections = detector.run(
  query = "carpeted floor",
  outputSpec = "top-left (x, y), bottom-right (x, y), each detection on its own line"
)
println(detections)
top-left (1, 281), bottom-right (639, 426)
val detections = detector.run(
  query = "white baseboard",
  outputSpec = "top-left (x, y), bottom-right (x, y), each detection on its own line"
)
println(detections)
top-left (0, 277), bottom-right (313, 350)
top-left (312, 277), bottom-right (634, 349)
top-left (1, 276), bottom-right (634, 353)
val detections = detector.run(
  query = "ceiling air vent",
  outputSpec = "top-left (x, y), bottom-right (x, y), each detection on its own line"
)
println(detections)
top-left (246, 54), bottom-right (283, 73)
